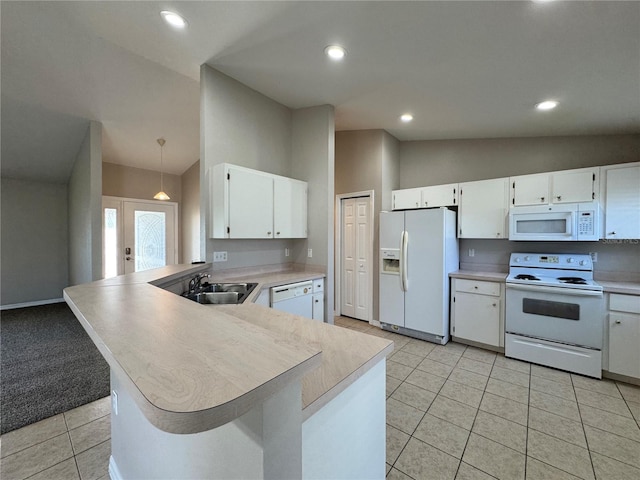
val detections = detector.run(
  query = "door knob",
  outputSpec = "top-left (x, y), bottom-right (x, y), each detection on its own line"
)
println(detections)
top-left (126, 256), bottom-right (132, 261)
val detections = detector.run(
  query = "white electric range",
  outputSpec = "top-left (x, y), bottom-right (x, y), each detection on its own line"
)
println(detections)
top-left (505, 253), bottom-right (605, 378)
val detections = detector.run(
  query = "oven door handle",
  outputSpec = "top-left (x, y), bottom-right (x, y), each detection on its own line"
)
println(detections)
top-left (506, 283), bottom-right (603, 297)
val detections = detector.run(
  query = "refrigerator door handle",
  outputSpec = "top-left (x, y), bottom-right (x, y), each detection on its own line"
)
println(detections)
top-left (401, 230), bottom-right (408, 292)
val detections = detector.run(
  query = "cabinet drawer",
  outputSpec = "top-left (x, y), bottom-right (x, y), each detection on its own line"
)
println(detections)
top-left (312, 278), bottom-right (324, 293)
top-left (610, 294), bottom-right (640, 314)
top-left (455, 279), bottom-right (501, 296)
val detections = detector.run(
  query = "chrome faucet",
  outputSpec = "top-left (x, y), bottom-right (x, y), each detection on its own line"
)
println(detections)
top-left (188, 272), bottom-right (211, 294)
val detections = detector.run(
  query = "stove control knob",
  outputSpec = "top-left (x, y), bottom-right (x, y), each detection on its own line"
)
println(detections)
top-left (567, 257), bottom-right (574, 263)
top-left (579, 260), bottom-right (586, 266)
top-left (524, 256), bottom-right (531, 261)
top-left (514, 257), bottom-right (521, 263)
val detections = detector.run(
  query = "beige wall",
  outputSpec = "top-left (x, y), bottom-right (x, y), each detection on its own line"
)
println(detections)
top-left (68, 121), bottom-right (102, 285)
top-left (181, 160), bottom-right (201, 264)
top-left (291, 105), bottom-right (335, 321)
top-left (335, 129), bottom-right (400, 321)
top-left (102, 162), bottom-right (182, 202)
top-left (1, 178), bottom-right (69, 305)
top-left (397, 133), bottom-right (640, 279)
top-left (400, 134), bottom-right (640, 187)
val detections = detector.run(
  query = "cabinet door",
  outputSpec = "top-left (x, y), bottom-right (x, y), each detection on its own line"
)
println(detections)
top-left (392, 188), bottom-right (421, 210)
top-left (609, 312), bottom-right (640, 378)
top-left (228, 167), bottom-right (274, 238)
top-left (452, 291), bottom-right (500, 347)
top-left (552, 168), bottom-right (597, 204)
top-left (312, 293), bottom-right (324, 322)
top-left (420, 183), bottom-right (458, 208)
top-left (511, 173), bottom-right (550, 206)
top-left (274, 177), bottom-right (307, 238)
top-left (458, 178), bottom-right (509, 238)
top-left (604, 165), bottom-right (640, 239)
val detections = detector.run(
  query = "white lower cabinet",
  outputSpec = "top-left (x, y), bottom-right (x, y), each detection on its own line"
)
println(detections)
top-left (451, 278), bottom-right (504, 348)
top-left (607, 293), bottom-right (640, 379)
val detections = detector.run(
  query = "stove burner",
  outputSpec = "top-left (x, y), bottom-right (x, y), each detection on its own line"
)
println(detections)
top-left (558, 277), bottom-right (588, 285)
top-left (514, 274), bottom-right (540, 281)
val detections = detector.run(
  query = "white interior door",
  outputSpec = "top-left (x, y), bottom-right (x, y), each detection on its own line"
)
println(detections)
top-left (341, 198), bottom-right (356, 317)
top-left (340, 196), bottom-right (371, 321)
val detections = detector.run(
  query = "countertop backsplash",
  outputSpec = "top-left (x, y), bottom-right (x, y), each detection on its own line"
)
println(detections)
top-left (459, 239), bottom-right (640, 283)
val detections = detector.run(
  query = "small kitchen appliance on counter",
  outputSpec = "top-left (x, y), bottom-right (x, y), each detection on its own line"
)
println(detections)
top-left (505, 253), bottom-right (604, 378)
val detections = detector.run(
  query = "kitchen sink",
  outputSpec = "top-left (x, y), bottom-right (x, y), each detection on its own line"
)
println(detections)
top-left (182, 282), bottom-right (258, 305)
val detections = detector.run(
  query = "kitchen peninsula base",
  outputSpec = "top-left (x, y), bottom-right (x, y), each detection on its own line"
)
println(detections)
top-left (108, 360), bottom-right (386, 480)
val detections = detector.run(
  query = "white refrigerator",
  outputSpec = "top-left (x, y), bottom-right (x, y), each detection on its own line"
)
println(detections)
top-left (379, 208), bottom-right (458, 344)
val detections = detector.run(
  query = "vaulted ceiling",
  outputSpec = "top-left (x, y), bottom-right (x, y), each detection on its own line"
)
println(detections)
top-left (2, 1), bottom-right (639, 182)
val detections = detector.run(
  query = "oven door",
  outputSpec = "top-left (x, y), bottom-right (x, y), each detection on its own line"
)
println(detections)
top-left (505, 283), bottom-right (604, 349)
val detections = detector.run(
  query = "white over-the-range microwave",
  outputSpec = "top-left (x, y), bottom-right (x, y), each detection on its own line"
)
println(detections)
top-left (508, 202), bottom-right (600, 241)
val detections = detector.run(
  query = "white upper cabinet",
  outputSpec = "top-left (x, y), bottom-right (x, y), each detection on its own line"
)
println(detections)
top-left (273, 176), bottom-right (308, 238)
top-left (551, 168), bottom-right (599, 204)
top-left (511, 173), bottom-right (549, 206)
top-left (420, 183), bottom-right (458, 208)
top-left (458, 178), bottom-right (509, 239)
top-left (392, 184), bottom-right (458, 210)
top-left (601, 162), bottom-right (640, 239)
top-left (511, 167), bottom-right (598, 206)
top-left (392, 188), bottom-right (421, 210)
top-left (210, 163), bottom-right (307, 239)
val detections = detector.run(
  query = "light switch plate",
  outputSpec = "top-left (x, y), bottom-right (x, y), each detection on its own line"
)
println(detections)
top-left (590, 252), bottom-right (598, 262)
top-left (307, 248), bottom-right (313, 258)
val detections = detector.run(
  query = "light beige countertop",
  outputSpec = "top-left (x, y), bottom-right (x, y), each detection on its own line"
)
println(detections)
top-left (597, 280), bottom-right (640, 296)
top-left (64, 264), bottom-right (392, 434)
top-left (449, 270), bottom-right (508, 282)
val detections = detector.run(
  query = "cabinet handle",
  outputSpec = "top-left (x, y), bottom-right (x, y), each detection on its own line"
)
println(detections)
top-left (492, 303), bottom-right (497, 307)
top-left (615, 320), bottom-right (621, 324)
top-left (276, 232), bottom-right (280, 235)
top-left (608, 231), bottom-right (616, 235)
top-left (556, 195), bottom-right (562, 201)
top-left (496, 233), bottom-right (501, 237)
top-left (267, 231), bottom-right (272, 235)
top-left (474, 286), bottom-right (478, 289)
top-left (415, 201), bottom-right (419, 207)
top-left (424, 201), bottom-right (428, 206)
top-left (540, 196), bottom-right (545, 202)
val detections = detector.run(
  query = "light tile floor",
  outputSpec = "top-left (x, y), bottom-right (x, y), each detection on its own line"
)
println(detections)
top-left (334, 316), bottom-right (640, 480)
top-left (2, 317), bottom-right (639, 480)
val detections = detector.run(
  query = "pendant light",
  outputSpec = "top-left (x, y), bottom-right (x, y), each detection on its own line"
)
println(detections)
top-left (153, 138), bottom-right (170, 200)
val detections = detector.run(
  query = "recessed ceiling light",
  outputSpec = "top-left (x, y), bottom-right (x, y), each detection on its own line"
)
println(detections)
top-left (324, 45), bottom-right (346, 60)
top-left (400, 113), bottom-right (414, 123)
top-left (535, 100), bottom-right (558, 111)
top-left (161, 11), bottom-right (187, 29)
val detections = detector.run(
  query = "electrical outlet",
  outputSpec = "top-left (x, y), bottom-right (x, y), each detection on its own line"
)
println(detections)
top-left (590, 252), bottom-right (598, 262)
top-left (468, 248), bottom-right (475, 257)
top-left (213, 251), bottom-right (227, 262)
top-left (285, 248), bottom-right (290, 257)
top-left (112, 390), bottom-right (118, 415)
top-left (308, 248), bottom-right (313, 258)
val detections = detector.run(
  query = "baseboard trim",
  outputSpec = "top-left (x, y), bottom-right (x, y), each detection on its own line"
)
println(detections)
top-left (0, 298), bottom-right (65, 311)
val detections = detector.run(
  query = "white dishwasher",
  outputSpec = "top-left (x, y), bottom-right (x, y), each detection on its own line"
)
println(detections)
top-left (271, 281), bottom-right (313, 319)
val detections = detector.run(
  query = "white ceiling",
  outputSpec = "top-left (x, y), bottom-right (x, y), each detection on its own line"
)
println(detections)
top-left (2, 1), bottom-right (639, 182)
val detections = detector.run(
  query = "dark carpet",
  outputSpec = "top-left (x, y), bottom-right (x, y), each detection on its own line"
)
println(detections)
top-left (1, 302), bottom-right (110, 434)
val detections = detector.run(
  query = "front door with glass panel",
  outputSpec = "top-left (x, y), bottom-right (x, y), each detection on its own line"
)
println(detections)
top-left (103, 197), bottom-right (178, 278)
